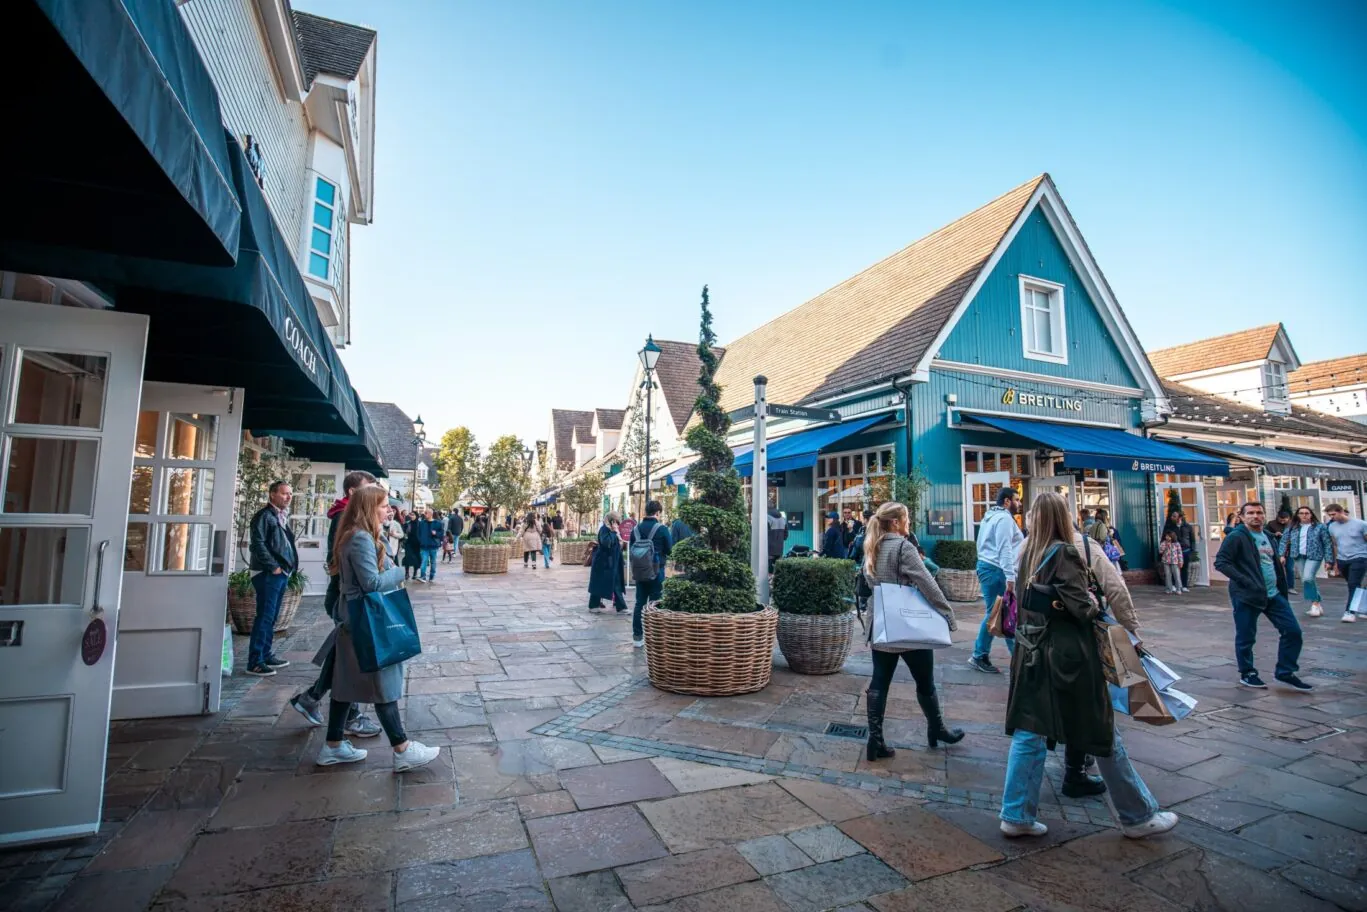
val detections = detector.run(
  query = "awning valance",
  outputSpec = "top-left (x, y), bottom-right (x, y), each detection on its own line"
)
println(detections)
top-left (258, 393), bottom-right (386, 477)
top-left (1165, 439), bottom-right (1367, 482)
top-left (733, 416), bottom-right (884, 478)
top-left (972, 416), bottom-right (1229, 477)
top-left (3, 0), bottom-right (241, 266)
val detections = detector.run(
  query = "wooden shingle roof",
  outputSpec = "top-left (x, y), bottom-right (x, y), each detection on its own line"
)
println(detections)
top-left (291, 9), bottom-right (375, 88)
top-left (551, 409), bottom-right (594, 470)
top-left (595, 408), bottom-right (625, 431)
top-left (1289, 353), bottom-right (1367, 394)
top-left (362, 401), bottom-right (418, 471)
top-left (1147, 324), bottom-right (1282, 380)
top-left (1163, 381), bottom-right (1367, 443)
top-left (710, 176), bottom-right (1045, 413)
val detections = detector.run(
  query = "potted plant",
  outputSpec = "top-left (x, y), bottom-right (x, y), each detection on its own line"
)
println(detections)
top-left (275, 570), bottom-right (309, 631)
top-left (558, 473), bottom-right (605, 564)
top-left (644, 287), bottom-right (778, 696)
top-left (773, 557), bottom-right (856, 674)
top-left (225, 569), bottom-right (310, 634)
top-left (463, 437), bottom-right (532, 574)
top-left (932, 539), bottom-right (980, 602)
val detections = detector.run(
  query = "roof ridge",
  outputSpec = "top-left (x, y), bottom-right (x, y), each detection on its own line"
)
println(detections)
top-left (291, 8), bottom-right (377, 36)
top-left (1148, 323), bottom-right (1282, 358)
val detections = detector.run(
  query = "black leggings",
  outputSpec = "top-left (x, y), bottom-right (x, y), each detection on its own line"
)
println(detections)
top-left (868, 649), bottom-right (936, 696)
top-left (328, 699), bottom-right (406, 747)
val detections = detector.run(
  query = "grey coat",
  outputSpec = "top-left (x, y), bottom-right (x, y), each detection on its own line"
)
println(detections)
top-left (863, 533), bottom-right (957, 632)
top-left (324, 529), bottom-right (407, 704)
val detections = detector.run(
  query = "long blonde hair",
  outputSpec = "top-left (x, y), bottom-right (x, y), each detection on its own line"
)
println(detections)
top-left (331, 484), bottom-right (387, 575)
top-left (863, 501), bottom-right (909, 575)
top-left (1019, 491), bottom-right (1073, 580)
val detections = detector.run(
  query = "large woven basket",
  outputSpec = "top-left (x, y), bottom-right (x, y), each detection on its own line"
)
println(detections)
top-left (776, 611), bottom-right (855, 675)
top-left (227, 588), bottom-right (304, 635)
top-left (644, 605), bottom-right (778, 696)
top-left (936, 567), bottom-right (981, 602)
top-left (462, 545), bottom-right (510, 574)
top-left (558, 540), bottom-right (593, 565)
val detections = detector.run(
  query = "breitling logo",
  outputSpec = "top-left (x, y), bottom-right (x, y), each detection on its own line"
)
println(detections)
top-left (1001, 387), bottom-right (1083, 412)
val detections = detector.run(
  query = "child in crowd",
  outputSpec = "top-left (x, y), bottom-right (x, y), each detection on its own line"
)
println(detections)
top-left (1159, 530), bottom-right (1185, 594)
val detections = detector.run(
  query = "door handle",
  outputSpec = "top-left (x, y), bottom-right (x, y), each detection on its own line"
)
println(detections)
top-left (92, 539), bottom-right (110, 615)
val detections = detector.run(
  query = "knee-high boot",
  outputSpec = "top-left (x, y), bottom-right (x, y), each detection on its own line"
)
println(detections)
top-left (865, 689), bottom-right (894, 761)
top-left (917, 688), bottom-right (965, 748)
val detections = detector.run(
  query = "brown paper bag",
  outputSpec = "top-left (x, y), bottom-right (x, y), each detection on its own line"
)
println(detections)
top-left (1094, 622), bottom-right (1145, 688)
top-left (1127, 676), bottom-right (1177, 726)
top-left (987, 596), bottom-right (1006, 638)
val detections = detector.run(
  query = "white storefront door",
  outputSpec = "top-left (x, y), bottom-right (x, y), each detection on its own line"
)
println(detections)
top-left (1156, 482), bottom-right (1209, 586)
top-left (963, 471), bottom-right (1011, 540)
top-left (1034, 476), bottom-right (1077, 520)
top-left (114, 383), bottom-right (243, 719)
top-left (0, 299), bottom-right (147, 847)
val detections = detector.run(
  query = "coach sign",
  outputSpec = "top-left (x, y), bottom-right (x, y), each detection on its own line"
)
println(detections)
top-left (283, 315), bottom-right (321, 378)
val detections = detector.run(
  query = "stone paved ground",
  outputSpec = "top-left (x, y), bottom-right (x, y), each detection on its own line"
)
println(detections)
top-left (4, 555), bottom-right (1366, 911)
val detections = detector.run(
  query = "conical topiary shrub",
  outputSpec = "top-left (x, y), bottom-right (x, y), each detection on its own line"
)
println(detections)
top-left (645, 286), bottom-right (777, 696)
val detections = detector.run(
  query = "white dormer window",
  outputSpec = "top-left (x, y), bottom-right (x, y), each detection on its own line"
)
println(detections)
top-left (1262, 361), bottom-right (1288, 402)
top-left (416, 464), bottom-right (428, 482)
top-left (1018, 276), bottom-right (1067, 365)
top-left (308, 177), bottom-right (338, 280)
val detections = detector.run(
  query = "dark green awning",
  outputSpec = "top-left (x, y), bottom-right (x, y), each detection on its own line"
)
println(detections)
top-left (2, 0), bottom-right (240, 265)
top-left (258, 393), bottom-right (387, 478)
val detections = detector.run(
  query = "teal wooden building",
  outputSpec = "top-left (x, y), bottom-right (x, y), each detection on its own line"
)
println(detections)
top-left (700, 175), bottom-right (1229, 573)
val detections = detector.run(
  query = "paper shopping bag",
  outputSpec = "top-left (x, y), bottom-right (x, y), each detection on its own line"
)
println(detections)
top-left (1094, 622), bottom-right (1146, 687)
top-left (1140, 655), bottom-right (1180, 692)
top-left (871, 582), bottom-right (952, 650)
top-left (1351, 588), bottom-right (1366, 616)
top-left (1127, 676), bottom-right (1177, 726)
top-left (987, 595), bottom-right (1006, 638)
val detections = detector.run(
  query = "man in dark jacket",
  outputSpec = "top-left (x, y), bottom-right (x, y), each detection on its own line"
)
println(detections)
top-left (289, 471), bottom-right (382, 736)
top-left (447, 510), bottom-right (465, 552)
top-left (1214, 502), bottom-right (1311, 691)
top-left (841, 507), bottom-right (864, 552)
top-left (246, 481), bottom-right (299, 676)
top-left (767, 506), bottom-right (788, 570)
top-left (417, 508), bottom-right (444, 581)
top-left (1162, 509), bottom-right (1197, 591)
top-left (821, 511), bottom-right (844, 557)
top-left (629, 501), bottom-right (673, 648)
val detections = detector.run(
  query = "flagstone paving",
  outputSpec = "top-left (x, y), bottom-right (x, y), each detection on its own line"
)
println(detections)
top-left (4, 556), bottom-right (1366, 911)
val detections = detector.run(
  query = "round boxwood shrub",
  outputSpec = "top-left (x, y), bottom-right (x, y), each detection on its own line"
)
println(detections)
top-left (932, 539), bottom-right (977, 570)
top-left (772, 558), bottom-right (855, 616)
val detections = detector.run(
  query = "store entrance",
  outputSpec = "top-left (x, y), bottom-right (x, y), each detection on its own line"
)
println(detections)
top-left (1156, 480), bottom-right (1210, 586)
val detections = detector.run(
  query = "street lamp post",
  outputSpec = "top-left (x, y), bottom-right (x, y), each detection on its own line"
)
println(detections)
top-left (638, 335), bottom-right (662, 515)
top-left (411, 414), bottom-right (426, 513)
top-left (519, 445), bottom-right (534, 526)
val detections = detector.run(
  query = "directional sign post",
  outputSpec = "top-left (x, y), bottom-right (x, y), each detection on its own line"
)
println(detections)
top-left (766, 404), bottom-right (841, 422)
top-left (751, 376), bottom-right (769, 605)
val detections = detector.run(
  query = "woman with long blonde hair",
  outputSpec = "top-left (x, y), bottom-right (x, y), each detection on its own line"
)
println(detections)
top-left (861, 501), bottom-right (963, 762)
top-left (318, 484), bottom-right (438, 772)
top-left (998, 491), bottom-right (1175, 840)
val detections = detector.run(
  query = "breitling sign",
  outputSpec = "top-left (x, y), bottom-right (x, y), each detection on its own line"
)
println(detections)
top-left (1001, 387), bottom-right (1084, 412)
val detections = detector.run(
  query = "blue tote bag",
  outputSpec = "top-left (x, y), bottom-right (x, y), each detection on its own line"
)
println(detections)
top-left (346, 586), bottom-right (422, 673)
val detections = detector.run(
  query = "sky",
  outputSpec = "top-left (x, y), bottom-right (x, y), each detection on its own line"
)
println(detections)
top-left (306, 0), bottom-right (1367, 449)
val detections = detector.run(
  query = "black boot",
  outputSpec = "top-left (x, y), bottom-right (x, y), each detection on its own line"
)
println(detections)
top-left (1061, 746), bottom-right (1106, 798)
top-left (917, 689), bottom-right (965, 748)
top-left (865, 689), bottom-right (895, 761)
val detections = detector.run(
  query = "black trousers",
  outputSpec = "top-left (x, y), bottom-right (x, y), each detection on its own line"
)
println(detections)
top-left (328, 699), bottom-right (405, 746)
top-left (1179, 549), bottom-right (1192, 588)
top-left (868, 648), bottom-right (935, 696)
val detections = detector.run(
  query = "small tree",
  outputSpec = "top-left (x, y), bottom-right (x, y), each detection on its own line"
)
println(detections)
top-left (1164, 487), bottom-right (1183, 521)
top-left (233, 440), bottom-right (308, 565)
top-left (435, 426), bottom-right (479, 509)
top-left (661, 286), bottom-right (757, 614)
top-left (467, 435), bottom-right (532, 537)
top-left (562, 472), bottom-right (606, 534)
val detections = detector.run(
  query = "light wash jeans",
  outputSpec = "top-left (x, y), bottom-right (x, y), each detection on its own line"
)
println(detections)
top-left (420, 548), bottom-right (438, 580)
top-left (1000, 728), bottom-right (1159, 827)
top-left (1162, 563), bottom-right (1182, 591)
top-left (1294, 557), bottom-right (1322, 604)
top-left (973, 561), bottom-right (1015, 661)
top-left (542, 542), bottom-right (552, 568)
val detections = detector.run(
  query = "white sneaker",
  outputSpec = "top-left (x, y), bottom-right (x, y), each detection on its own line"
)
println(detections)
top-left (1180, 587), bottom-right (1190, 593)
top-left (632, 638), bottom-right (645, 648)
top-left (316, 740), bottom-right (368, 766)
top-left (1121, 811), bottom-right (1178, 839)
top-left (1343, 611), bottom-right (1357, 624)
top-left (1000, 820), bottom-right (1048, 838)
top-left (393, 740), bottom-right (440, 773)
top-left (1308, 603), bottom-right (1323, 618)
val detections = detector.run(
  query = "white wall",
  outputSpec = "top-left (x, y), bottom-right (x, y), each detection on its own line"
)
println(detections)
top-left (1292, 386), bottom-right (1367, 423)
top-left (1175, 366), bottom-right (1266, 411)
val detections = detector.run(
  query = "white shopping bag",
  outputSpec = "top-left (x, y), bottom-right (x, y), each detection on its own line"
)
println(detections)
top-left (871, 582), bottom-right (952, 650)
top-left (221, 623), bottom-right (233, 675)
top-left (1351, 588), bottom-right (1366, 616)
top-left (1140, 655), bottom-right (1180, 692)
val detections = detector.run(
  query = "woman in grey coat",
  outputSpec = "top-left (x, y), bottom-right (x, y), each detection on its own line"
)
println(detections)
top-left (860, 501), bottom-right (963, 761)
top-left (317, 484), bottom-right (439, 771)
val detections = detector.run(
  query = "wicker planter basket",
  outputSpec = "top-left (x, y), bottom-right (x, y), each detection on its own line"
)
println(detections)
top-left (776, 611), bottom-right (855, 675)
top-left (936, 567), bottom-right (981, 602)
top-left (558, 540), bottom-right (594, 565)
top-left (462, 545), bottom-right (510, 574)
top-left (644, 604), bottom-right (778, 696)
top-left (227, 588), bottom-right (304, 635)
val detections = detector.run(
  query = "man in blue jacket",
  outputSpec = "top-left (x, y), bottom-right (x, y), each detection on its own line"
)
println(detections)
top-left (1214, 502), bottom-right (1311, 692)
top-left (629, 500), bottom-right (673, 649)
top-left (417, 508), bottom-right (444, 581)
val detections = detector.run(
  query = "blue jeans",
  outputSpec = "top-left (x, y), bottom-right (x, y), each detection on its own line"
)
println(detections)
top-left (1000, 728), bottom-right (1159, 827)
top-left (248, 570), bottom-right (288, 667)
top-left (1294, 557), bottom-right (1322, 604)
top-left (973, 561), bottom-right (1015, 661)
top-left (421, 548), bottom-right (438, 580)
top-left (542, 542), bottom-right (552, 568)
top-left (1232, 592), bottom-right (1302, 678)
top-left (633, 577), bottom-right (663, 640)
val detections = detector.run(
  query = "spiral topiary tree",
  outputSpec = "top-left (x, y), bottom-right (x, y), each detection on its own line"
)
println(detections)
top-left (660, 286), bottom-right (758, 614)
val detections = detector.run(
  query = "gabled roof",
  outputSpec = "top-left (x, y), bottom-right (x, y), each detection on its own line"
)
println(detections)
top-left (595, 408), bottom-right (625, 431)
top-left (551, 409), bottom-right (595, 470)
top-left (1289, 353), bottom-right (1367, 394)
top-left (362, 401), bottom-right (419, 470)
top-left (1163, 381), bottom-right (1367, 444)
top-left (572, 426), bottom-right (596, 446)
top-left (1147, 324), bottom-right (1283, 380)
top-left (710, 176), bottom-right (1045, 413)
top-left (291, 9), bottom-right (376, 88)
top-left (654, 339), bottom-right (725, 432)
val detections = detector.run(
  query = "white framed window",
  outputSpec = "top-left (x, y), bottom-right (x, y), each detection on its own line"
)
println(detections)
top-left (1262, 360), bottom-right (1288, 402)
top-left (308, 176), bottom-right (338, 281)
top-left (417, 463), bottom-right (429, 482)
top-left (1018, 276), bottom-right (1067, 364)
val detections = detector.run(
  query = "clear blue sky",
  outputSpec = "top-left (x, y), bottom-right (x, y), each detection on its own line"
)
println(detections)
top-left (307, 0), bottom-right (1367, 449)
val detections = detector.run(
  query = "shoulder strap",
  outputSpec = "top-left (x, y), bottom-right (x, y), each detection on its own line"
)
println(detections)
top-left (648, 523), bottom-right (663, 543)
top-left (1028, 542), bottom-right (1064, 586)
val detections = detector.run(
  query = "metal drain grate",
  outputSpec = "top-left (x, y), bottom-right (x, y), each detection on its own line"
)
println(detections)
top-left (825, 722), bottom-right (868, 740)
top-left (1274, 727), bottom-right (1347, 744)
top-left (1307, 668), bottom-right (1354, 679)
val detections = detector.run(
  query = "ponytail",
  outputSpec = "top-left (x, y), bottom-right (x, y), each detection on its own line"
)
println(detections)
top-left (864, 501), bottom-right (909, 575)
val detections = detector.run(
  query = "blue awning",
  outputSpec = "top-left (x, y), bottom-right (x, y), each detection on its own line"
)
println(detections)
top-left (971, 416), bottom-right (1229, 477)
top-left (734, 416), bottom-right (885, 477)
top-left (1166, 440), bottom-right (1367, 482)
top-left (3, 0), bottom-right (241, 266)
